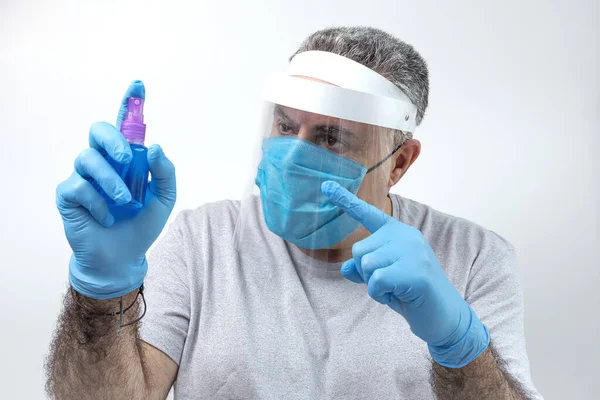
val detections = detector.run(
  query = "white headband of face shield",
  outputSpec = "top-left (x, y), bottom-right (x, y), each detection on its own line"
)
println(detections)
top-left (263, 50), bottom-right (418, 132)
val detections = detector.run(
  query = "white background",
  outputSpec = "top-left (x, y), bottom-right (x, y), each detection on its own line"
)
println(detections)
top-left (1, 0), bottom-right (598, 399)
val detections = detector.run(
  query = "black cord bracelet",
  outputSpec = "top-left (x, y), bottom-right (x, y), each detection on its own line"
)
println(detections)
top-left (120, 287), bottom-right (147, 328)
top-left (106, 285), bottom-right (144, 317)
top-left (105, 285), bottom-right (147, 331)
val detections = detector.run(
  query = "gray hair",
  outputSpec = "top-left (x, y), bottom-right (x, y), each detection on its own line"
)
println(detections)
top-left (291, 26), bottom-right (429, 147)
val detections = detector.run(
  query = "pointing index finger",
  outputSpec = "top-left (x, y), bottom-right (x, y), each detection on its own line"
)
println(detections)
top-left (321, 181), bottom-right (390, 233)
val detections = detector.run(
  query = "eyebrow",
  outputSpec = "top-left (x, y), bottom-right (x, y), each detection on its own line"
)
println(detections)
top-left (313, 124), bottom-right (358, 141)
top-left (274, 106), bottom-right (296, 128)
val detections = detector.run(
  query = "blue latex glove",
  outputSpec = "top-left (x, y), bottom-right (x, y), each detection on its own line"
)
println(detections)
top-left (56, 81), bottom-right (177, 300)
top-left (322, 181), bottom-right (489, 368)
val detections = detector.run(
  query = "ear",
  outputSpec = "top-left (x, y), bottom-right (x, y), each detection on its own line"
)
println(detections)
top-left (388, 139), bottom-right (421, 187)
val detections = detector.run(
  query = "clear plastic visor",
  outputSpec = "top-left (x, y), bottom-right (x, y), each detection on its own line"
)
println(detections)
top-left (234, 99), bottom-right (408, 266)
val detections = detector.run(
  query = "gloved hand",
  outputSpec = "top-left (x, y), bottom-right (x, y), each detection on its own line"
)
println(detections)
top-left (322, 181), bottom-right (489, 368)
top-left (56, 81), bottom-right (177, 300)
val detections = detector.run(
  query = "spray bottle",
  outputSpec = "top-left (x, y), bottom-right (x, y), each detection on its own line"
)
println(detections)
top-left (92, 97), bottom-right (149, 208)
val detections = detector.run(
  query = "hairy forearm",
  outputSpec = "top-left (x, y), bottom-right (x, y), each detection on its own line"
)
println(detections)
top-left (45, 287), bottom-right (149, 400)
top-left (431, 343), bottom-right (527, 400)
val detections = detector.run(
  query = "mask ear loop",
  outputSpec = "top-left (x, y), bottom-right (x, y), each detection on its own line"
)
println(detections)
top-left (366, 142), bottom-right (404, 173)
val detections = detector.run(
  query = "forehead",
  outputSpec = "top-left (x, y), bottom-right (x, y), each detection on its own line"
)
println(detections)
top-left (275, 105), bottom-right (379, 134)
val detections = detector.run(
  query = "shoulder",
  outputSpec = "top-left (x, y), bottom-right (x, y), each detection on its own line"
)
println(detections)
top-left (391, 194), bottom-right (516, 273)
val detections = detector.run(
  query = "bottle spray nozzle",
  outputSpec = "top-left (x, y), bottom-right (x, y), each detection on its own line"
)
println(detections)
top-left (126, 97), bottom-right (145, 122)
top-left (121, 97), bottom-right (146, 143)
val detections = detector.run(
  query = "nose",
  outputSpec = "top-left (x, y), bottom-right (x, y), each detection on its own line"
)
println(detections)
top-left (297, 125), bottom-right (313, 142)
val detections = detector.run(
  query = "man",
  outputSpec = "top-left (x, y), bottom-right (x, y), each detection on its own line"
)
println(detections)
top-left (46, 27), bottom-right (542, 399)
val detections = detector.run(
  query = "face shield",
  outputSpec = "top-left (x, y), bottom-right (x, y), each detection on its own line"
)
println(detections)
top-left (234, 51), bottom-right (417, 263)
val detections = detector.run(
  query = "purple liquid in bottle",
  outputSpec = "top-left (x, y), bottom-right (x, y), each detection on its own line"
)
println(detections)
top-left (91, 97), bottom-right (149, 208)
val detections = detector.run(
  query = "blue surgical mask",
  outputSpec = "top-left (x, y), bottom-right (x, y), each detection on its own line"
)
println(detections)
top-left (255, 136), bottom-right (370, 250)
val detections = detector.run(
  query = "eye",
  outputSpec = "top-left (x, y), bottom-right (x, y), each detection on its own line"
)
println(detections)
top-left (316, 131), bottom-right (343, 151)
top-left (276, 120), bottom-right (295, 135)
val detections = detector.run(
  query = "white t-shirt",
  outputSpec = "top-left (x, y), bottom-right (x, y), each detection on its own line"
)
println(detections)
top-left (139, 194), bottom-right (542, 399)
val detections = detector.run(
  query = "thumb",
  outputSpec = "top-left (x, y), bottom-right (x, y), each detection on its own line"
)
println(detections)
top-left (341, 258), bottom-right (365, 284)
top-left (147, 144), bottom-right (176, 206)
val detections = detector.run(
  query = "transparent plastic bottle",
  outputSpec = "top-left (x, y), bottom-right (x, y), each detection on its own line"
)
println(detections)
top-left (92, 97), bottom-right (149, 208)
